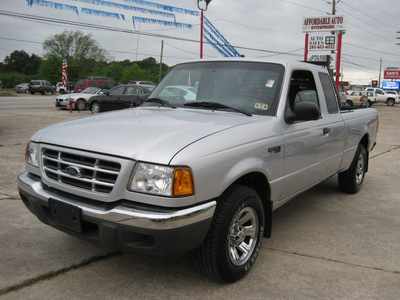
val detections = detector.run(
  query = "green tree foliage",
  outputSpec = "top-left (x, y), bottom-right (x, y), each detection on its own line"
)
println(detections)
top-left (38, 55), bottom-right (63, 84)
top-left (1, 31), bottom-right (172, 88)
top-left (2, 50), bottom-right (42, 75)
top-left (43, 30), bottom-right (108, 62)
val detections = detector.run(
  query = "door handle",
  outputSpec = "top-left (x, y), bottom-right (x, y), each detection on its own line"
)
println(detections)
top-left (323, 127), bottom-right (330, 135)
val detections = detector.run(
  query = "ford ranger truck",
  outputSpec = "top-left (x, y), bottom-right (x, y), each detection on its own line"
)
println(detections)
top-left (19, 59), bottom-right (378, 283)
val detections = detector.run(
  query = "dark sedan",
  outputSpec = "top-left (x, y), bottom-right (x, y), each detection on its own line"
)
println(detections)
top-left (88, 84), bottom-right (154, 114)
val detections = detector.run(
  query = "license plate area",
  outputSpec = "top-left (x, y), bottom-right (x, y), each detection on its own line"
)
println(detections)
top-left (49, 199), bottom-right (82, 233)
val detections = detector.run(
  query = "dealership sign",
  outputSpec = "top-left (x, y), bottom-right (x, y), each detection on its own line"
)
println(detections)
top-left (308, 35), bottom-right (336, 51)
top-left (384, 69), bottom-right (400, 80)
top-left (302, 15), bottom-right (347, 32)
top-left (307, 54), bottom-right (336, 69)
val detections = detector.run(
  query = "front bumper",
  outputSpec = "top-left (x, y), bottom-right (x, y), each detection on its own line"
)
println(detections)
top-left (18, 172), bottom-right (216, 255)
top-left (55, 99), bottom-right (69, 108)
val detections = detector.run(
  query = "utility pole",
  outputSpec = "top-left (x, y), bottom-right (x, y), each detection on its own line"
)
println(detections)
top-left (159, 40), bottom-right (164, 83)
top-left (379, 58), bottom-right (382, 87)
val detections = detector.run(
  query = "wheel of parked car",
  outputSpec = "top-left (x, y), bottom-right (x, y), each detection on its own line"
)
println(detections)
top-left (338, 144), bottom-right (367, 194)
top-left (75, 100), bottom-right (87, 111)
top-left (387, 99), bottom-right (395, 106)
top-left (346, 100), bottom-right (353, 106)
top-left (196, 185), bottom-right (264, 283)
top-left (90, 101), bottom-right (101, 114)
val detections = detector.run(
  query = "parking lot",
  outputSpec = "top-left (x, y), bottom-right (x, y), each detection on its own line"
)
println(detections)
top-left (0, 99), bottom-right (399, 299)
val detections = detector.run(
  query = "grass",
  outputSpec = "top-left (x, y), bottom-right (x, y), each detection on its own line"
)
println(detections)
top-left (0, 89), bottom-right (15, 96)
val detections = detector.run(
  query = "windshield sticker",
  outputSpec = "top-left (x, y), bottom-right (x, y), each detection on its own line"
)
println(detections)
top-left (266, 80), bottom-right (275, 88)
top-left (255, 103), bottom-right (269, 110)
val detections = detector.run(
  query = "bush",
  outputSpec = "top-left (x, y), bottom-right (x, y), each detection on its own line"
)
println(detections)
top-left (0, 72), bottom-right (33, 88)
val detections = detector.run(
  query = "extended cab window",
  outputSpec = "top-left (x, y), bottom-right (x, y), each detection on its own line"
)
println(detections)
top-left (318, 73), bottom-right (339, 114)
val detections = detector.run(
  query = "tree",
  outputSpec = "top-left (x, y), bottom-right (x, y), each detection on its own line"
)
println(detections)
top-left (38, 55), bottom-right (62, 84)
top-left (43, 30), bottom-right (108, 62)
top-left (2, 50), bottom-right (42, 74)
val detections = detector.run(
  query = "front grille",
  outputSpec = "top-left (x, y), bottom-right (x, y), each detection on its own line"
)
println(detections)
top-left (42, 148), bottom-right (121, 194)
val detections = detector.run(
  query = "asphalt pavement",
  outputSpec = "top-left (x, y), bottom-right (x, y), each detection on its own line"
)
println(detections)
top-left (0, 99), bottom-right (399, 299)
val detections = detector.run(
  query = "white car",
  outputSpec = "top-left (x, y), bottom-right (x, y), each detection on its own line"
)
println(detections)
top-left (159, 85), bottom-right (198, 101)
top-left (365, 88), bottom-right (400, 106)
top-left (55, 87), bottom-right (103, 110)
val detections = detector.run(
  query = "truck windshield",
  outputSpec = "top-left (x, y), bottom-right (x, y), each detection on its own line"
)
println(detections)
top-left (149, 61), bottom-right (284, 116)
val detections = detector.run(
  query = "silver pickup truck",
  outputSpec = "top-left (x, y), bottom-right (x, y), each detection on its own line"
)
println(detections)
top-left (19, 59), bottom-right (378, 283)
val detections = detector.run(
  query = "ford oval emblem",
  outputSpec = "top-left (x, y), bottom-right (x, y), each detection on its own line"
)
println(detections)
top-left (65, 166), bottom-right (82, 177)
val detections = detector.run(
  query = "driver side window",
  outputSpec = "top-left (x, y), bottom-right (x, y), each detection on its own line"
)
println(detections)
top-left (288, 70), bottom-right (319, 111)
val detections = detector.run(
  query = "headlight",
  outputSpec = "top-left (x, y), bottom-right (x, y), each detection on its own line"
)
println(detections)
top-left (129, 163), bottom-right (194, 197)
top-left (25, 142), bottom-right (40, 167)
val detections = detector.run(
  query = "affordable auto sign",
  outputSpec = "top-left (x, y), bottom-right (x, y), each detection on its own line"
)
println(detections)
top-left (302, 16), bottom-right (347, 32)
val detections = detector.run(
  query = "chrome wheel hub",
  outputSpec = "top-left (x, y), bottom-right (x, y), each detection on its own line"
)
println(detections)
top-left (228, 207), bottom-right (258, 266)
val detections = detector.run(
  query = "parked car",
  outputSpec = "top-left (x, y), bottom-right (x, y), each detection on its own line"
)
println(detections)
top-left (55, 87), bottom-right (104, 110)
top-left (87, 84), bottom-right (153, 114)
top-left (345, 91), bottom-right (369, 107)
top-left (14, 83), bottom-right (30, 94)
top-left (18, 59), bottom-right (379, 283)
top-left (29, 80), bottom-right (56, 95)
top-left (365, 87), bottom-right (400, 106)
top-left (73, 78), bottom-right (115, 93)
top-left (159, 85), bottom-right (198, 101)
top-left (129, 80), bottom-right (156, 86)
top-left (56, 82), bottom-right (75, 94)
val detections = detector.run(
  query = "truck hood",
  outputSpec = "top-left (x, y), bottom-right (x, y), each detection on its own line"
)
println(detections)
top-left (32, 107), bottom-right (257, 164)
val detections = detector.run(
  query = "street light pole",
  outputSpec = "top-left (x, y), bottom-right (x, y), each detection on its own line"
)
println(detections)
top-left (197, 0), bottom-right (212, 59)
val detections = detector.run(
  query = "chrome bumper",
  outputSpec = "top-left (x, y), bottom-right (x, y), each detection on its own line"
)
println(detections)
top-left (18, 172), bottom-right (216, 231)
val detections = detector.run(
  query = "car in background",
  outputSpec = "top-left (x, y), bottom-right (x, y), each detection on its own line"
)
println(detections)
top-left (346, 91), bottom-right (369, 107)
top-left (365, 87), bottom-right (400, 106)
top-left (14, 83), bottom-right (30, 93)
top-left (129, 80), bottom-right (156, 86)
top-left (159, 85), bottom-right (198, 102)
top-left (56, 82), bottom-right (75, 94)
top-left (29, 80), bottom-right (56, 95)
top-left (55, 87), bottom-right (104, 111)
top-left (73, 78), bottom-right (115, 93)
top-left (88, 84), bottom-right (153, 114)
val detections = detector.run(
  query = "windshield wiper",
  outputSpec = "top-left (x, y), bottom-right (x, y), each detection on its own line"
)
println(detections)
top-left (145, 98), bottom-right (176, 108)
top-left (184, 102), bottom-right (252, 116)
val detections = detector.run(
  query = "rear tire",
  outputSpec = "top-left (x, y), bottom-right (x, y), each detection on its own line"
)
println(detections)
top-left (338, 144), bottom-right (367, 194)
top-left (196, 185), bottom-right (264, 283)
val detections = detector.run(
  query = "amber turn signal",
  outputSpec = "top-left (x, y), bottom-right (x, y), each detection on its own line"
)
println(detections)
top-left (172, 167), bottom-right (195, 197)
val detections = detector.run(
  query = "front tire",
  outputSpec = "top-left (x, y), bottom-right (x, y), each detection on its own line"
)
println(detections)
top-left (90, 101), bottom-right (101, 114)
top-left (196, 185), bottom-right (264, 283)
top-left (387, 99), bottom-right (395, 106)
top-left (338, 144), bottom-right (367, 194)
top-left (75, 100), bottom-right (86, 111)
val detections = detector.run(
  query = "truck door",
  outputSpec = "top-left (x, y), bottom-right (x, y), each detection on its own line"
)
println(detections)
top-left (280, 70), bottom-right (345, 201)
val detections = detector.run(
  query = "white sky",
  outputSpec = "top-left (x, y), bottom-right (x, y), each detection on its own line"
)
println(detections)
top-left (0, 0), bottom-right (399, 85)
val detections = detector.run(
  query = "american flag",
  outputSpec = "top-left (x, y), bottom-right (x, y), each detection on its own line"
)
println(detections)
top-left (62, 54), bottom-right (68, 88)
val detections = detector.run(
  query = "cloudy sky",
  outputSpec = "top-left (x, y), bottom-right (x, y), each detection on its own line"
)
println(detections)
top-left (0, 0), bottom-right (399, 85)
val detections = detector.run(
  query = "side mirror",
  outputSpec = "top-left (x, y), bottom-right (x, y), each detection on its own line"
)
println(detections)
top-left (285, 101), bottom-right (320, 123)
top-left (104, 90), bottom-right (109, 96)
